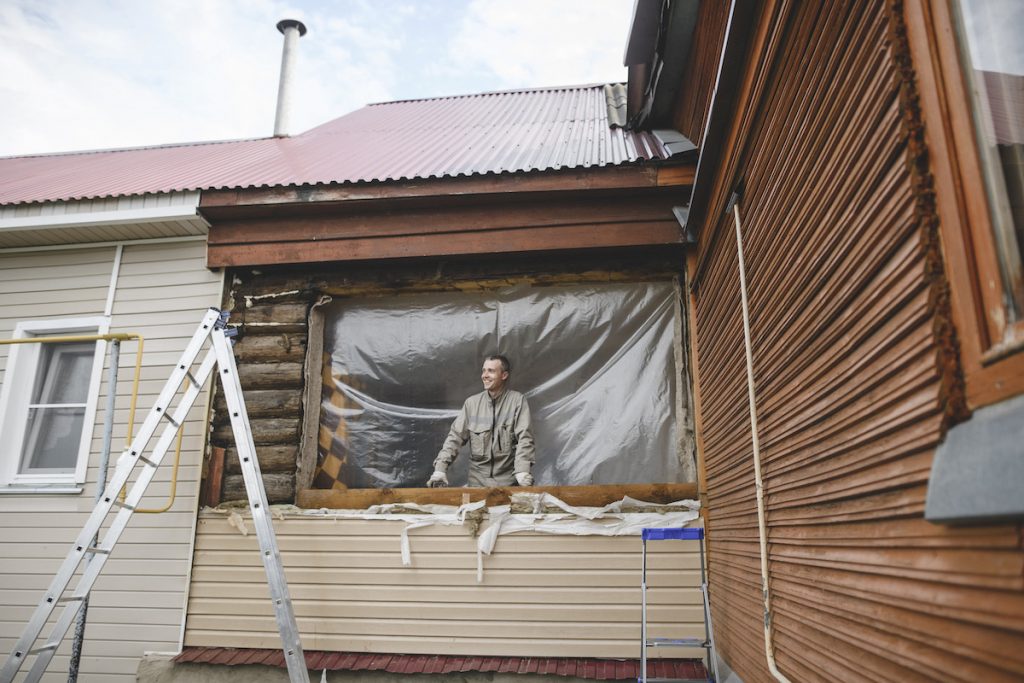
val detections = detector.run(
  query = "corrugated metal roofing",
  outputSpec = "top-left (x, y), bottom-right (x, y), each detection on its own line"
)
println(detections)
top-left (174, 647), bottom-right (708, 680)
top-left (0, 84), bottom-right (670, 206)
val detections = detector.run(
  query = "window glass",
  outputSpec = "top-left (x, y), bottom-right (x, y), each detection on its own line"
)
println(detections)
top-left (19, 342), bottom-right (93, 474)
top-left (953, 0), bottom-right (1024, 318)
top-left (316, 281), bottom-right (687, 488)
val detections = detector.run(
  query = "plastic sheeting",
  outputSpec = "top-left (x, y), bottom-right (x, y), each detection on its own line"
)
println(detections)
top-left (319, 281), bottom-right (685, 488)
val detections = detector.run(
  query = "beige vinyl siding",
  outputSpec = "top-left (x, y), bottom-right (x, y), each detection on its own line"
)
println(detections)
top-left (0, 239), bottom-right (223, 682)
top-left (185, 513), bottom-right (705, 660)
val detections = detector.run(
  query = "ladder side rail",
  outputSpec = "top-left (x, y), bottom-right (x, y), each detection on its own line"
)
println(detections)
top-left (699, 538), bottom-right (720, 683)
top-left (0, 309), bottom-right (220, 683)
top-left (20, 347), bottom-right (220, 683)
top-left (211, 330), bottom-right (309, 683)
top-left (640, 536), bottom-right (648, 683)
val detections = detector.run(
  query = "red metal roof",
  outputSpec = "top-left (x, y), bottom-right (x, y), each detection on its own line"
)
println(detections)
top-left (175, 647), bottom-right (707, 681)
top-left (0, 85), bottom-right (669, 206)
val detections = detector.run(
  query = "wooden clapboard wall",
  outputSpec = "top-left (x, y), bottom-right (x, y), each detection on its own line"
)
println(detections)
top-left (690, 1), bottom-right (1024, 681)
top-left (670, 0), bottom-right (731, 146)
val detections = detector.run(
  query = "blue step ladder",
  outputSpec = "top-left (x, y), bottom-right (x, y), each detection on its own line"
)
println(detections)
top-left (640, 527), bottom-right (719, 683)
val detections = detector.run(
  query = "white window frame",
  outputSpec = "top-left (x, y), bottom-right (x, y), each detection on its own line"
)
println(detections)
top-left (0, 317), bottom-right (109, 488)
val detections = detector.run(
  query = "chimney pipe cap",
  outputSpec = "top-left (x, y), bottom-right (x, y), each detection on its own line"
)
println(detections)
top-left (276, 19), bottom-right (307, 36)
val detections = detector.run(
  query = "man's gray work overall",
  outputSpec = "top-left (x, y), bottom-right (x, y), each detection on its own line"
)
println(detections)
top-left (433, 389), bottom-right (535, 487)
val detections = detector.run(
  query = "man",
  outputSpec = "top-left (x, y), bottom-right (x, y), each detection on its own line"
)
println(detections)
top-left (427, 354), bottom-right (535, 488)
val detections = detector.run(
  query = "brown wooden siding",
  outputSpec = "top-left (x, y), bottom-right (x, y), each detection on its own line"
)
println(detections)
top-left (670, 0), bottom-right (731, 146)
top-left (206, 192), bottom-right (686, 269)
top-left (690, 2), bottom-right (1024, 681)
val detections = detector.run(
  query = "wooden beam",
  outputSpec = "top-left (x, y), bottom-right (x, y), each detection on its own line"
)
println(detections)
top-left (207, 196), bottom-right (681, 246)
top-left (657, 165), bottom-right (697, 187)
top-left (296, 482), bottom-right (699, 509)
top-left (200, 165), bottom-right (680, 210)
top-left (207, 220), bottom-right (683, 268)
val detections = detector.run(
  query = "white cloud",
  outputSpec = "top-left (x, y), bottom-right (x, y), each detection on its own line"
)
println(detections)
top-left (0, 0), bottom-right (636, 157)
top-left (447, 0), bottom-right (632, 89)
top-left (0, 0), bottom-right (401, 156)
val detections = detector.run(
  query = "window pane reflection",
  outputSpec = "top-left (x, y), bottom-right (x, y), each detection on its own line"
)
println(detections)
top-left (954, 0), bottom-right (1024, 318)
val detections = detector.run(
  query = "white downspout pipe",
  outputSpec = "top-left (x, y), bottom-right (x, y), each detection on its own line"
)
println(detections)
top-left (731, 199), bottom-right (793, 683)
top-left (273, 19), bottom-right (307, 137)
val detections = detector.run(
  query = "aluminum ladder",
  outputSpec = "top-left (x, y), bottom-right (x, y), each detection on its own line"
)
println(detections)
top-left (640, 527), bottom-right (719, 683)
top-left (0, 308), bottom-right (310, 683)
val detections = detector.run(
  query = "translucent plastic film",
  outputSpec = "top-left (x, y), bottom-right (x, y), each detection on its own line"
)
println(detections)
top-left (316, 281), bottom-right (684, 488)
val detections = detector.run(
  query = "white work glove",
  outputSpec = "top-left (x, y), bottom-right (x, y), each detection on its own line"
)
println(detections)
top-left (427, 471), bottom-right (449, 488)
top-left (515, 472), bottom-right (534, 486)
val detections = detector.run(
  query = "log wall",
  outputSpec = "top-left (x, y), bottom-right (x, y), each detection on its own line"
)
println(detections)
top-left (211, 252), bottom-right (687, 504)
top-left (688, 1), bottom-right (1024, 681)
top-left (210, 271), bottom-right (311, 503)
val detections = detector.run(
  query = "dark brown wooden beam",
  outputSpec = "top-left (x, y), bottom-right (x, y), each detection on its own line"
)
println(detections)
top-left (296, 482), bottom-right (699, 509)
top-left (208, 196), bottom-right (681, 246)
top-left (207, 220), bottom-right (683, 268)
top-left (200, 164), bottom-right (693, 212)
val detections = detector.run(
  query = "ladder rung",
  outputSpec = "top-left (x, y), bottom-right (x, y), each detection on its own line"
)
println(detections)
top-left (83, 546), bottom-right (111, 555)
top-left (29, 643), bottom-right (59, 655)
top-left (56, 595), bottom-right (86, 605)
top-left (161, 411), bottom-right (180, 428)
top-left (645, 638), bottom-right (707, 648)
top-left (185, 370), bottom-right (201, 389)
top-left (111, 499), bottom-right (135, 511)
top-left (138, 455), bottom-right (158, 468)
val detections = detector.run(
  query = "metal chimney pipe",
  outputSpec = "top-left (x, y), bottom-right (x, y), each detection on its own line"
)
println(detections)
top-left (273, 18), bottom-right (307, 137)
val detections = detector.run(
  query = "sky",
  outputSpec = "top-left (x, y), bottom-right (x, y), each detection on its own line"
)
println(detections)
top-left (0, 0), bottom-right (635, 158)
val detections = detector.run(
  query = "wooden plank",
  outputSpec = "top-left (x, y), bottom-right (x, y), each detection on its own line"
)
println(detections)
top-left (233, 361), bottom-right (304, 389)
top-left (223, 445), bottom-right (298, 474)
top-left (222, 472), bottom-right (294, 503)
top-left (205, 220), bottom-right (688, 270)
top-left (213, 389), bottom-right (301, 419)
top-left (199, 165), bottom-right (668, 210)
top-left (207, 220), bottom-right (683, 268)
top-left (297, 482), bottom-right (698, 509)
top-left (656, 165), bottom-right (696, 186)
top-left (207, 196), bottom-right (681, 246)
top-left (212, 417), bottom-right (299, 445)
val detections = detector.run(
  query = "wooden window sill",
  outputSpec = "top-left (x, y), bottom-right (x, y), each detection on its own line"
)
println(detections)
top-left (296, 482), bottom-right (698, 510)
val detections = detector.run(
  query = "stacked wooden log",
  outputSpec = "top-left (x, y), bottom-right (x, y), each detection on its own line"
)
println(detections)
top-left (209, 270), bottom-right (312, 504)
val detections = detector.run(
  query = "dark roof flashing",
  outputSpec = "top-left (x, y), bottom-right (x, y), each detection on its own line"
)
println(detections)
top-left (625, 0), bottom-right (701, 130)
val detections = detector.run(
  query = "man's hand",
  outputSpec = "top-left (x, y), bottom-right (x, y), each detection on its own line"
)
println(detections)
top-left (427, 471), bottom-right (449, 488)
top-left (515, 472), bottom-right (533, 486)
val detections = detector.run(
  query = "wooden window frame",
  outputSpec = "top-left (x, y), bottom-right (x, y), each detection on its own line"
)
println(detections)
top-left (294, 268), bottom-right (698, 509)
top-left (905, 0), bottom-right (1024, 408)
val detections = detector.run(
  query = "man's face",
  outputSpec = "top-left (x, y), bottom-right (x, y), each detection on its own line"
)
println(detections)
top-left (481, 359), bottom-right (509, 394)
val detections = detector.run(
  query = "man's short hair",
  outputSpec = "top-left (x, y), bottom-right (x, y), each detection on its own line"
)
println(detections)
top-left (485, 354), bottom-right (511, 373)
